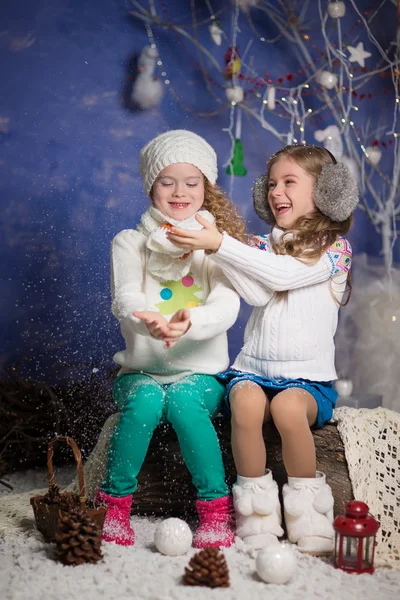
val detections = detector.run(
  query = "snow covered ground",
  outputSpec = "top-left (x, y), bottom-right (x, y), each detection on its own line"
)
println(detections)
top-left (0, 466), bottom-right (399, 600)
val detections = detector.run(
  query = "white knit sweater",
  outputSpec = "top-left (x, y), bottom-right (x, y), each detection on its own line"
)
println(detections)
top-left (111, 228), bottom-right (240, 383)
top-left (212, 228), bottom-right (352, 382)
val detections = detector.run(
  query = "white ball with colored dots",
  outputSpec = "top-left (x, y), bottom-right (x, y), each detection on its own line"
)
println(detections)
top-left (256, 543), bottom-right (297, 584)
top-left (154, 518), bottom-right (193, 556)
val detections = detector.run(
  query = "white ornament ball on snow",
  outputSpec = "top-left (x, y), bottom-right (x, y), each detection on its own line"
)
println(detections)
top-left (225, 85), bottom-right (244, 103)
top-left (317, 70), bottom-right (338, 90)
top-left (365, 146), bottom-right (382, 166)
top-left (256, 543), bottom-right (297, 584)
top-left (327, 2), bottom-right (346, 19)
top-left (154, 518), bottom-right (193, 556)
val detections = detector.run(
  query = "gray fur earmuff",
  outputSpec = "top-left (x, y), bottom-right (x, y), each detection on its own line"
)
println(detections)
top-left (314, 162), bottom-right (359, 222)
top-left (252, 174), bottom-right (274, 224)
top-left (253, 153), bottom-right (359, 224)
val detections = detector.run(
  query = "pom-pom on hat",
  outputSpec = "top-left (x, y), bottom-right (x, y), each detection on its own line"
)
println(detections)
top-left (253, 145), bottom-right (359, 224)
top-left (140, 130), bottom-right (218, 195)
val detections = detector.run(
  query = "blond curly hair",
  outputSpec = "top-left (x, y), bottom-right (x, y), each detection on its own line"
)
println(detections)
top-left (202, 178), bottom-right (248, 243)
top-left (266, 146), bottom-right (353, 304)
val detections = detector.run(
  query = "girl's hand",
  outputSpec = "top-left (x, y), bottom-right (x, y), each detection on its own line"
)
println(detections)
top-left (162, 309), bottom-right (192, 349)
top-left (133, 311), bottom-right (170, 340)
top-left (167, 213), bottom-right (223, 252)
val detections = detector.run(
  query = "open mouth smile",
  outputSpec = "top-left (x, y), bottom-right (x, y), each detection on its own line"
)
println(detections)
top-left (274, 203), bottom-right (292, 215)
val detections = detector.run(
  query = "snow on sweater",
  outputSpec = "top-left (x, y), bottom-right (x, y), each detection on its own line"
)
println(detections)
top-left (111, 228), bottom-right (240, 383)
top-left (212, 228), bottom-right (352, 382)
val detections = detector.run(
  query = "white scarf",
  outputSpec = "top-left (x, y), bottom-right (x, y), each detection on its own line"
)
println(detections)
top-left (137, 205), bottom-right (215, 281)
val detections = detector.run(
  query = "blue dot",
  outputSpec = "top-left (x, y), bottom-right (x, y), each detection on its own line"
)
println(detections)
top-left (160, 288), bottom-right (172, 300)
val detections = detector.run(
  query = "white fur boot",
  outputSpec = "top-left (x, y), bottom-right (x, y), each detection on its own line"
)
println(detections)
top-left (283, 471), bottom-right (334, 556)
top-left (232, 470), bottom-right (284, 549)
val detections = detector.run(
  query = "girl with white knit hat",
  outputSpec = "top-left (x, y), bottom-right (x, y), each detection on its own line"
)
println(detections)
top-left (96, 130), bottom-right (245, 548)
top-left (166, 143), bottom-right (358, 556)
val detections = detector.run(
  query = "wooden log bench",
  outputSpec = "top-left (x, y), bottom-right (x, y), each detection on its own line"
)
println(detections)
top-left (130, 417), bottom-right (353, 519)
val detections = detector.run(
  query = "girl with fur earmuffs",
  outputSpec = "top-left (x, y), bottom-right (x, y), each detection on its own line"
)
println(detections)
top-left (167, 144), bottom-right (358, 556)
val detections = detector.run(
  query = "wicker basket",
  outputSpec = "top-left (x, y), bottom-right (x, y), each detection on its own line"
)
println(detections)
top-left (30, 435), bottom-right (106, 542)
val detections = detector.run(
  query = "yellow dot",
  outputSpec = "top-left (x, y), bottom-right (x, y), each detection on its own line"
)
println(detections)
top-left (187, 301), bottom-right (199, 308)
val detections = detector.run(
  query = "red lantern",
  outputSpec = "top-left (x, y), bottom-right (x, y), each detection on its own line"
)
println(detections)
top-left (333, 501), bottom-right (380, 574)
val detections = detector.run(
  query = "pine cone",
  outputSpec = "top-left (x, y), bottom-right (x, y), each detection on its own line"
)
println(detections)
top-left (43, 482), bottom-right (63, 504)
top-left (183, 547), bottom-right (230, 588)
top-left (55, 508), bottom-right (103, 566)
top-left (42, 484), bottom-right (80, 512)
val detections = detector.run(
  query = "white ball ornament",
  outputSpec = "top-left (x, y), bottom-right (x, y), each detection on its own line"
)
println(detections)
top-left (365, 146), bottom-right (382, 166)
top-left (256, 543), bottom-right (297, 585)
top-left (328, 2), bottom-right (346, 19)
top-left (334, 378), bottom-right (353, 397)
top-left (317, 70), bottom-right (338, 90)
top-left (154, 518), bottom-right (193, 556)
top-left (225, 85), bottom-right (244, 104)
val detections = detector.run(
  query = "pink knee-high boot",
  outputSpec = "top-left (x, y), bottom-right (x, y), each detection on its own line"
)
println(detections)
top-left (95, 490), bottom-right (135, 546)
top-left (193, 495), bottom-right (235, 548)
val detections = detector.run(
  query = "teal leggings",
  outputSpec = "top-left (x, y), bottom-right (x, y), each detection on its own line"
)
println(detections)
top-left (101, 373), bottom-right (229, 501)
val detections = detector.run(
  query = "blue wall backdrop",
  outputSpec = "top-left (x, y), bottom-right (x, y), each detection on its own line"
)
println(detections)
top-left (0, 0), bottom-right (398, 382)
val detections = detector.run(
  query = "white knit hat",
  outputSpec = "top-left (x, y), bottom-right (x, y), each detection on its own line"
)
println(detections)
top-left (139, 130), bottom-right (218, 195)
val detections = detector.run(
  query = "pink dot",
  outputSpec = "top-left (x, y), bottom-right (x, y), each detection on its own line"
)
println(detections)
top-left (182, 275), bottom-right (194, 287)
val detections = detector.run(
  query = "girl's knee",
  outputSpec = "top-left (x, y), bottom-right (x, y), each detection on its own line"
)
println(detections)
top-left (230, 382), bottom-right (266, 429)
top-left (120, 382), bottom-right (164, 422)
top-left (270, 392), bottom-right (311, 432)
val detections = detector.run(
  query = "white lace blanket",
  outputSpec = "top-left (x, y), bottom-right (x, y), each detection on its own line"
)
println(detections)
top-left (334, 406), bottom-right (400, 569)
top-left (1, 408), bottom-right (399, 569)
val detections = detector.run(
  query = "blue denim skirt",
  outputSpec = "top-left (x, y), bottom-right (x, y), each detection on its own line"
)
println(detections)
top-left (217, 369), bottom-right (337, 429)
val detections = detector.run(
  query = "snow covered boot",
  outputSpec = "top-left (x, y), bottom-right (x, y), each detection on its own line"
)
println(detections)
top-left (232, 470), bottom-right (284, 549)
top-left (193, 495), bottom-right (235, 548)
top-left (95, 490), bottom-right (135, 546)
top-left (283, 471), bottom-right (334, 556)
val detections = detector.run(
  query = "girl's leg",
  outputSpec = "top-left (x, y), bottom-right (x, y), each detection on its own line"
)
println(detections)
top-left (164, 374), bottom-right (233, 548)
top-left (270, 388), bottom-right (335, 556)
top-left (164, 374), bottom-right (228, 500)
top-left (98, 374), bottom-right (164, 545)
top-left (269, 387), bottom-right (318, 477)
top-left (101, 374), bottom-right (165, 496)
top-left (229, 381), bottom-right (283, 549)
top-left (229, 381), bottom-right (270, 477)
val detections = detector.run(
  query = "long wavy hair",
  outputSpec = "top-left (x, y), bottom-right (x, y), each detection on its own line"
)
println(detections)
top-left (267, 145), bottom-right (353, 304)
top-left (202, 178), bottom-right (248, 243)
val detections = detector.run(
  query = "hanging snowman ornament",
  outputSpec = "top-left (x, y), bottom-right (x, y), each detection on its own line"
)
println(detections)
top-left (256, 543), bottom-right (297, 584)
top-left (154, 518), bottom-right (193, 556)
top-left (209, 20), bottom-right (222, 46)
top-left (328, 2), bottom-right (346, 18)
top-left (365, 146), bottom-right (382, 166)
top-left (131, 46), bottom-right (164, 110)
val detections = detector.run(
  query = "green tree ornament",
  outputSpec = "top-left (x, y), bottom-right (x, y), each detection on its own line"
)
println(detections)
top-left (226, 138), bottom-right (247, 176)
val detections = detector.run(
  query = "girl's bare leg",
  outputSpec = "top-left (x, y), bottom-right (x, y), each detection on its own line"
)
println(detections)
top-left (230, 382), bottom-right (270, 477)
top-left (269, 388), bottom-right (318, 478)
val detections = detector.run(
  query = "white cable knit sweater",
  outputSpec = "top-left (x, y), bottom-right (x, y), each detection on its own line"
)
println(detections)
top-left (212, 228), bottom-right (352, 382)
top-left (111, 227), bottom-right (240, 384)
